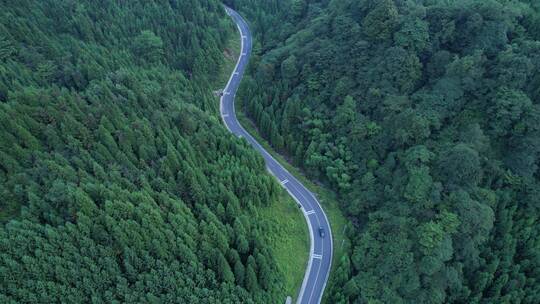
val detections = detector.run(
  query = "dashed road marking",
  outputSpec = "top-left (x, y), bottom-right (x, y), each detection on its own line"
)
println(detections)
top-left (224, 9), bottom-right (333, 304)
top-left (306, 210), bottom-right (315, 215)
top-left (280, 179), bottom-right (289, 185)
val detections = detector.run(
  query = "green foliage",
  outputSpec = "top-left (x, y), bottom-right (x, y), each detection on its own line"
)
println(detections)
top-left (133, 30), bottom-right (164, 63)
top-left (233, 0), bottom-right (540, 302)
top-left (362, 0), bottom-right (399, 41)
top-left (438, 143), bottom-right (482, 189)
top-left (0, 0), bottom-right (288, 302)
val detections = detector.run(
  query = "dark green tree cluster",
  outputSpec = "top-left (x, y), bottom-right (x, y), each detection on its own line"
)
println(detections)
top-left (234, 0), bottom-right (540, 302)
top-left (0, 0), bottom-right (287, 302)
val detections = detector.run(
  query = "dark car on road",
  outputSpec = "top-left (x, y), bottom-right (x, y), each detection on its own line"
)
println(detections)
top-left (319, 227), bottom-right (325, 238)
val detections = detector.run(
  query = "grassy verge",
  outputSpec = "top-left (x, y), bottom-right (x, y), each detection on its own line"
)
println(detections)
top-left (259, 191), bottom-right (310, 299)
top-left (212, 26), bottom-right (241, 92)
top-left (234, 108), bottom-right (351, 286)
top-left (216, 28), bottom-right (310, 300)
top-left (217, 17), bottom-right (351, 302)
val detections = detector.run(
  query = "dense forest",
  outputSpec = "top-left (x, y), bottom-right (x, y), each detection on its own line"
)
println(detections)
top-left (228, 0), bottom-right (540, 302)
top-left (0, 0), bottom-right (289, 302)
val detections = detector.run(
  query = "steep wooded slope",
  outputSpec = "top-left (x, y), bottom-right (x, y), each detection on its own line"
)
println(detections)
top-left (0, 1), bottom-right (286, 302)
top-left (229, 0), bottom-right (540, 302)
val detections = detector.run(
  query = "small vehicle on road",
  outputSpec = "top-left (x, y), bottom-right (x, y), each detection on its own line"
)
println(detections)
top-left (319, 227), bottom-right (325, 238)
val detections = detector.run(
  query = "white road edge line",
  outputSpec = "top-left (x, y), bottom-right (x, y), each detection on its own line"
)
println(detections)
top-left (221, 7), bottom-right (333, 304)
top-left (308, 253), bottom-right (324, 304)
top-left (219, 15), bottom-right (244, 133)
top-left (285, 186), bottom-right (315, 304)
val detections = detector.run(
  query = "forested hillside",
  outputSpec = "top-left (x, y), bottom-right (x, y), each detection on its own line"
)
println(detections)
top-left (0, 0), bottom-right (287, 302)
top-left (228, 0), bottom-right (540, 302)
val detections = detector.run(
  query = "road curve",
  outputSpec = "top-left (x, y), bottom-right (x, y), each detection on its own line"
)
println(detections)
top-left (221, 6), bottom-right (333, 304)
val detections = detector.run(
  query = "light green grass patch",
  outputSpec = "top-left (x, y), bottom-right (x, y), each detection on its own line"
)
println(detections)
top-left (234, 105), bottom-right (351, 302)
top-left (216, 14), bottom-right (351, 301)
top-left (212, 25), bottom-right (241, 91)
top-left (259, 191), bottom-right (310, 300)
top-left (216, 26), bottom-right (310, 300)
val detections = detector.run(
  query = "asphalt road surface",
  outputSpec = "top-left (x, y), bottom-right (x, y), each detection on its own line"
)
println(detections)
top-left (221, 6), bottom-right (333, 304)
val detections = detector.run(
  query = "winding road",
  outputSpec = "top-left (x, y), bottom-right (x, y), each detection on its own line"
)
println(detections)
top-left (221, 6), bottom-right (333, 304)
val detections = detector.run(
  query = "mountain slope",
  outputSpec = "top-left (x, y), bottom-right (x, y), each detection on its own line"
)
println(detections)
top-left (228, 0), bottom-right (540, 302)
top-left (0, 1), bottom-right (287, 302)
